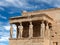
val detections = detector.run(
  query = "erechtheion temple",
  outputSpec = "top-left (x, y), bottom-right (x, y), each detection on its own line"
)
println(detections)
top-left (9, 8), bottom-right (60, 45)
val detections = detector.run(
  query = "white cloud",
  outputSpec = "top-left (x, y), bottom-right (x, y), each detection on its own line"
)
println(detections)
top-left (0, 25), bottom-right (17, 42)
top-left (0, 22), bottom-right (12, 33)
top-left (0, 0), bottom-right (26, 7)
top-left (0, 0), bottom-right (38, 10)
top-left (13, 30), bottom-right (16, 38)
top-left (3, 25), bottom-right (16, 30)
top-left (0, 0), bottom-right (58, 8)
top-left (3, 26), bottom-right (10, 30)
top-left (12, 24), bottom-right (17, 30)
top-left (0, 22), bottom-right (10, 31)
top-left (0, 0), bottom-right (58, 11)
top-left (0, 15), bottom-right (7, 19)
top-left (0, 43), bottom-right (7, 45)
top-left (35, 0), bottom-right (60, 7)
top-left (0, 36), bottom-right (9, 42)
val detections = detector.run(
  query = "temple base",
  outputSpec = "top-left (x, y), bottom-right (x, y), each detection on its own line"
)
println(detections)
top-left (9, 38), bottom-right (51, 45)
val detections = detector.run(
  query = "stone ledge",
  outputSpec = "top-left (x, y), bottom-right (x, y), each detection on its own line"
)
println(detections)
top-left (9, 37), bottom-right (44, 40)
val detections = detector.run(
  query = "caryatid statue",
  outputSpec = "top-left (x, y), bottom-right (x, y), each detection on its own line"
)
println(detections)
top-left (10, 24), bottom-right (13, 38)
top-left (29, 21), bottom-right (33, 38)
top-left (41, 21), bottom-right (45, 38)
top-left (19, 23), bottom-right (23, 38)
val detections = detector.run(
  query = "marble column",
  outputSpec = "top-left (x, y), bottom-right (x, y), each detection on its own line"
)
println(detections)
top-left (29, 21), bottom-right (33, 38)
top-left (41, 21), bottom-right (45, 38)
top-left (19, 22), bottom-right (23, 38)
top-left (10, 24), bottom-right (13, 38)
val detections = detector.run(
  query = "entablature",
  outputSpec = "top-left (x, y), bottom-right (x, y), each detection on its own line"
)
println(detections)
top-left (10, 14), bottom-right (53, 24)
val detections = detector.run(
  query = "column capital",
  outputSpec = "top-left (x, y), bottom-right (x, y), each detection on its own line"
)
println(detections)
top-left (19, 22), bottom-right (22, 26)
top-left (30, 21), bottom-right (32, 24)
top-left (29, 21), bottom-right (33, 28)
top-left (41, 20), bottom-right (44, 23)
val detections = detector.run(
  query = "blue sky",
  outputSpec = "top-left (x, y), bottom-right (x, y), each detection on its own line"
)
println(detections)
top-left (0, 0), bottom-right (60, 45)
